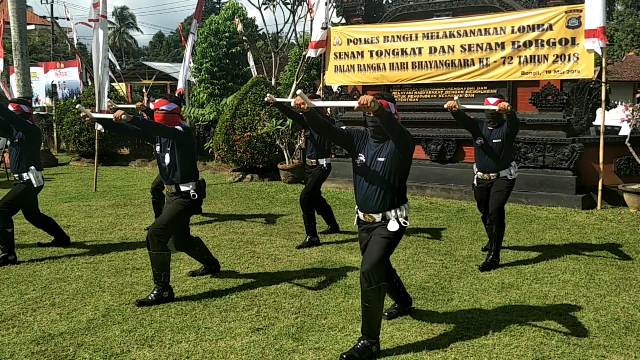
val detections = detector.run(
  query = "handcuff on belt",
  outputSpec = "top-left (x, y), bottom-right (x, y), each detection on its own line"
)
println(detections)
top-left (164, 182), bottom-right (198, 199)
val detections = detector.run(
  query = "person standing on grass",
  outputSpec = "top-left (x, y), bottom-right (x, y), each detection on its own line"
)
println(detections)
top-left (445, 94), bottom-right (519, 272)
top-left (293, 93), bottom-right (414, 360)
top-left (0, 98), bottom-right (72, 267)
top-left (265, 93), bottom-right (341, 249)
top-left (85, 94), bottom-right (221, 307)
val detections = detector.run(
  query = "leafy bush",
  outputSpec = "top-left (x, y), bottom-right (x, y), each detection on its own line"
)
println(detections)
top-left (190, 0), bottom-right (255, 108)
top-left (211, 76), bottom-right (284, 169)
top-left (56, 88), bottom-right (131, 158)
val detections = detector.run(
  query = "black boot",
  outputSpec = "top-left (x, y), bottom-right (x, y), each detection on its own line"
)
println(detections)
top-left (0, 252), bottom-right (17, 267)
top-left (0, 225), bottom-right (17, 266)
top-left (296, 235), bottom-right (320, 249)
top-left (383, 270), bottom-right (412, 320)
top-left (479, 229), bottom-right (503, 272)
top-left (182, 236), bottom-right (221, 277)
top-left (37, 235), bottom-right (71, 248)
top-left (481, 222), bottom-right (492, 252)
top-left (361, 283), bottom-right (387, 343)
top-left (136, 251), bottom-right (174, 307)
top-left (339, 337), bottom-right (381, 360)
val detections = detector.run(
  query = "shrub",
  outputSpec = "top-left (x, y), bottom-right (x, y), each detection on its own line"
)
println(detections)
top-left (56, 88), bottom-right (131, 158)
top-left (212, 76), bottom-right (284, 169)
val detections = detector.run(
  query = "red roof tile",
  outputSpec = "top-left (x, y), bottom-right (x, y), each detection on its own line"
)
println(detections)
top-left (0, 3), bottom-right (51, 27)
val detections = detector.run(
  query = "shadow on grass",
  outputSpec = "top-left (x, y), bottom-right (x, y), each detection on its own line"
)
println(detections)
top-left (17, 240), bottom-right (145, 264)
top-left (382, 303), bottom-right (588, 357)
top-left (501, 242), bottom-right (633, 268)
top-left (191, 212), bottom-right (286, 226)
top-left (318, 227), bottom-right (446, 247)
top-left (406, 227), bottom-right (446, 240)
top-left (177, 266), bottom-right (358, 302)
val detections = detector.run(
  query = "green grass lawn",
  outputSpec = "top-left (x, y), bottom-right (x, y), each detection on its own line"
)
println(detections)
top-left (0, 163), bottom-right (638, 359)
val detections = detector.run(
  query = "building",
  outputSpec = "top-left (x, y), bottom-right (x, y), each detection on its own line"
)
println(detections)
top-left (323, 0), bottom-right (640, 209)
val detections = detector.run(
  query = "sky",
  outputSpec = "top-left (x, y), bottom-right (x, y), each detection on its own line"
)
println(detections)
top-left (26, 0), bottom-right (268, 47)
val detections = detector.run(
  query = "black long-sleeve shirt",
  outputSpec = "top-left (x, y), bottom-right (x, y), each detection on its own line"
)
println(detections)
top-left (452, 110), bottom-right (519, 173)
top-left (274, 102), bottom-right (333, 160)
top-left (0, 106), bottom-right (43, 174)
top-left (303, 106), bottom-right (414, 214)
top-left (97, 117), bottom-right (198, 185)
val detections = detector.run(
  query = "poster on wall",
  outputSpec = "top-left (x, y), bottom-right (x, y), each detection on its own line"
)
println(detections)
top-left (10, 60), bottom-right (82, 106)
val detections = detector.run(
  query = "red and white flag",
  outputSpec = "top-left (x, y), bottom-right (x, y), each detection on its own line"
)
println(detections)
top-left (64, 5), bottom-right (79, 47)
top-left (584, 0), bottom-right (607, 55)
top-left (307, 0), bottom-right (331, 58)
top-left (92, 0), bottom-right (109, 112)
top-left (177, 0), bottom-right (205, 95)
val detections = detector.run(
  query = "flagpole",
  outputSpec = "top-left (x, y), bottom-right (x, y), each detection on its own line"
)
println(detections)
top-left (93, 127), bottom-right (99, 192)
top-left (597, 49), bottom-right (607, 209)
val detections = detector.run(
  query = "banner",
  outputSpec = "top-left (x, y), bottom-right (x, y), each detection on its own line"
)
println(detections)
top-left (325, 5), bottom-right (595, 85)
top-left (9, 60), bottom-right (82, 106)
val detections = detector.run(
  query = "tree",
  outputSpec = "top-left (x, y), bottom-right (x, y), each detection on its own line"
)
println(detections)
top-left (145, 31), bottom-right (169, 61)
top-left (244, 0), bottom-right (311, 85)
top-left (607, 0), bottom-right (640, 61)
top-left (278, 36), bottom-right (321, 97)
top-left (108, 5), bottom-right (143, 67)
top-left (190, 0), bottom-right (255, 107)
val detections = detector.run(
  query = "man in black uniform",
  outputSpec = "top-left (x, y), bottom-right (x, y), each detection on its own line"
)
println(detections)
top-left (0, 98), bottom-right (71, 266)
top-left (445, 95), bottom-right (519, 272)
top-left (266, 94), bottom-right (340, 249)
top-left (91, 95), bottom-right (221, 306)
top-left (294, 93), bottom-right (414, 360)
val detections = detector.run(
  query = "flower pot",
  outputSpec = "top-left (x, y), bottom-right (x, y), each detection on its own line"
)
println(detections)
top-left (618, 183), bottom-right (640, 212)
top-left (277, 160), bottom-right (304, 184)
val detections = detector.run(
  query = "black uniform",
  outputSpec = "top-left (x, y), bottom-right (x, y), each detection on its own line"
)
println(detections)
top-left (140, 107), bottom-right (166, 219)
top-left (97, 115), bottom-right (219, 305)
top-left (0, 106), bottom-right (70, 266)
top-left (273, 103), bottom-right (339, 246)
top-left (304, 101), bottom-right (414, 358)
top-left (451, 109), bottom-right (519, 272)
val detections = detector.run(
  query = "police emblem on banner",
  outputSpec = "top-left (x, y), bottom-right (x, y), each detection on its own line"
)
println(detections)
top-left (333, 36), bottom-right (343, 47)
top-left (566, 16), bottom-right (582, 29)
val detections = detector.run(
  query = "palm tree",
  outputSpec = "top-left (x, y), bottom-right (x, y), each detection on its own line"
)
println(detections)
top-left (108, 6), bottom-right (142, 68)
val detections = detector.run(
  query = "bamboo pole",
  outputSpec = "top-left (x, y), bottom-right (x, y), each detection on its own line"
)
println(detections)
top-left (597, 49), bottom-right (607, 209)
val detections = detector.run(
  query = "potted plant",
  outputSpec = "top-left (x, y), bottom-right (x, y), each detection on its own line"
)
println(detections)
top-left (618, 103), bottom-right (640, 211)
top-left (262, 117), bottom-right (305, 183)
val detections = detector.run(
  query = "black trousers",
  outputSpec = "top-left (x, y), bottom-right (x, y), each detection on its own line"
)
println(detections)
top-left (300, 164), bottom-right (338, 237)
top-left (358, 219), bottom-right (412, 340)
top-left (145, 191), bottom-right (216, 287)
top-left (472, 177), bottom-right (516, 254)
top-left (150, 175), bottom-right (165, 219)
top-left (0, 181), bottom-right (68, 255)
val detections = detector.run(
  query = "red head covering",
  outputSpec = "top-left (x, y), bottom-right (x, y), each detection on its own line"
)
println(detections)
top-left (151, 98), bottom-right (183, 127)
top-left (377, 99), bottom-right (400, 122)
top-left (484, 97), bottom-right (505, 106)
top-left (8, 98), bottom-right (34, 121)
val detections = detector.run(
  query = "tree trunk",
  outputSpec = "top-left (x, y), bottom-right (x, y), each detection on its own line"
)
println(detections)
top-left (8, 0), bottom-right (31, 98)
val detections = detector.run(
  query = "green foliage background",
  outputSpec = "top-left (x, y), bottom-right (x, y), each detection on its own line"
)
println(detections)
top-left (211, 76), bottom-right (284, 169)
top-left (55, 89), bottom-right (130, 158)
top-left (190, 0), bottom-right (255, 108)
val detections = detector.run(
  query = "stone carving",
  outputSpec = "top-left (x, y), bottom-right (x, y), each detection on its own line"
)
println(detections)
top-left (423, 139), bottom-right (457, 163)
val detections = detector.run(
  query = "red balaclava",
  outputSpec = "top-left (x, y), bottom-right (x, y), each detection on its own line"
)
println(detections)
top-left (151, 98), bottom-right (183, 127)
top-left (8, 100), bottom-right (34, 121)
